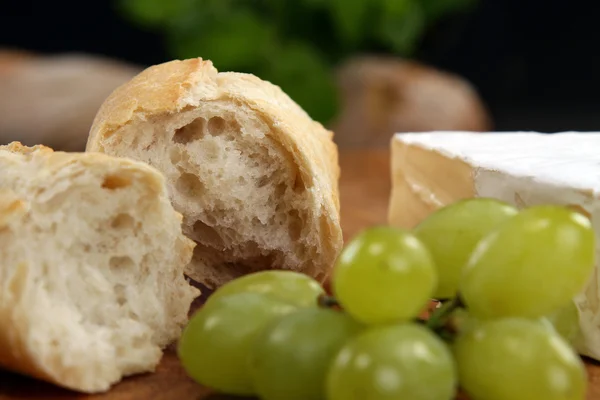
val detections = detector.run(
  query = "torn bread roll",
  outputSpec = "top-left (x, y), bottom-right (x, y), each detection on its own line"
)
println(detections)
top-left (0, 142), bottom-right (198, 393)
top-left (86, 58), bottom-right (343, 288)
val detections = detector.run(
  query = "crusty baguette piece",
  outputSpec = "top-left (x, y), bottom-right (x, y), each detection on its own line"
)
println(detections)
top-left (86, 58), bottom-right (343, 288)
top-left (0, 142), bottom-right (199, 393)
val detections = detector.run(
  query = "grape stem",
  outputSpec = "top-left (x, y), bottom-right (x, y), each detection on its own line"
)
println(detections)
top-left (318, 295), bottom-right (341, 309)
top-left (426, 296), bottom-right (464, 333)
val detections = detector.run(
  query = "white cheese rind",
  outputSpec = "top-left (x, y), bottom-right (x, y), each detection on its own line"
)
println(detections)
top-left (391, 131), bottom-right (600, 360)
top-left (397, 131), bottom-right (600, 192)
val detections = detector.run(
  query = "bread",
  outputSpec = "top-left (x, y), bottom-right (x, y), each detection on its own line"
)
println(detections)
top-left (86, 58), bottom-right (343, 288)
top-left (331, 56), bottom-right (491, 147)
top-left (0, 51), bottom-right (141, 151)
top-left (0, 142), bottom-right (199, 393)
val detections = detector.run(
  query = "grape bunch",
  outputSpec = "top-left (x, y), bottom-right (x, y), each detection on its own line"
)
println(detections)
top-left (178, 199), bottom-right (595, 400)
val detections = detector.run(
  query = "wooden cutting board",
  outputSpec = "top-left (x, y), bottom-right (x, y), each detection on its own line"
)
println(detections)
top-left (1, 149), bottom-right (599, 399)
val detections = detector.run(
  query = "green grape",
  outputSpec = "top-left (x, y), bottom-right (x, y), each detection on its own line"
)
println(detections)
top-left (177, 292), bottom-right (295, 395)
top-left (414, 198), bottom-right (518, 299)
top-left (454, 318), bottom-right (586, 400)
top-left (332, 226), bottom-right (437, 324)
top-left (206, 270), bottom-right (325, 308)
top-left (449, 307), bottom-right (480, 334)
top-left (461, 205), bottom-right (595, 319)
top-left (326, 323), bottom-right (457, 400)
top-left (545, 300), bottom-right (581, 344)
top-left (249, 308), bottom-right (363, 400)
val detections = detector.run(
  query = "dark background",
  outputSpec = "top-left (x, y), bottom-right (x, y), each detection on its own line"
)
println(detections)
top-left (2, 0), bottom-right (599, 132)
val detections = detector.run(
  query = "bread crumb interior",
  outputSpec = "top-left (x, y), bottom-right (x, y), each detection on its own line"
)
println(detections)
top-left (113, 104), bottom-right (323, 286)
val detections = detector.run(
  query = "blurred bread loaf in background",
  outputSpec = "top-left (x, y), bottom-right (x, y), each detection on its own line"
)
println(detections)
top-left (0, 50), bottom-right (141, 151)
top-left (332, 56), bottom-right (492, 147)
top-left (0, 142), bottom-right (198, 393)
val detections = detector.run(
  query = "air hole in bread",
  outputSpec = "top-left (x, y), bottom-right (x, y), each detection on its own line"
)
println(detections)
top-left (256, 174), bottom-right (273, 188)
top-left (242, 240), bottom-right (260, 253)
top-left (207, 117), bottom-right (227, 136)
top-left (251, 216), bottom-right (262, 226)
top-left (173, 118), bottom-right (206, 144)
top-left (114, 284), bottom-right (126, 306)
top-left (203, 214), bottom-right (217, 225)
top-left (223, 251), bottom-right (280, 275)
top-left (102, 175), bottom-right (131, 190)
top-left (296, 245), bottom-right (308, 259)
top-left (176, 172), bottom-right (205, 197)
top-left (191, 220), bottom-right (224, 248)
top-left (109, 256), bottom-right (135, 271)
top-left (274, 183), bottom-right (286, 198)
top-left (129, 311), bottom-right (141, 323)
top-left (287, 210), bottom-right (302, 241)
top-left (293, 173), bottom-right (306, 193)
top-left (111, 213), bottom-right (135, 230)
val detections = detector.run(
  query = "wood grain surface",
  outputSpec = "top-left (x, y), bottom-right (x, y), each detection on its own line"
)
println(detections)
top-left (1, 149), bottom-right (599, 399)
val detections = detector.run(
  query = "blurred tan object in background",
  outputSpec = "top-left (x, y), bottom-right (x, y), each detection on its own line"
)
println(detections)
top-left (332, 56), bottom-right (492, 148)
top-left (0, 51), bottom-right (491, 151)
top-left (0, 50), bottom-right (34, 73)
top-left (0, 50), bottom-right (141, 151)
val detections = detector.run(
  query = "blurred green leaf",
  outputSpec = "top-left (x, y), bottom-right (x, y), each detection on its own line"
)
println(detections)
top-left (422, 0), bottom-right (479, 21)
top-left (300, 0), bottom-right (329, 8)
top-left (168, 9), bottom-right (276, 71)
top-left (118, 0), bottom-right (190, 27)
top-left (330, 0), bottom-right (370, 45)
top-left (115, 0), bottom-right (478, 124)
top-left (378, 0), bottom-right (426, 55)
top-left (380, 0), bottom-right (412, 15)
top-left (266, 42), bottom-right (338, 123)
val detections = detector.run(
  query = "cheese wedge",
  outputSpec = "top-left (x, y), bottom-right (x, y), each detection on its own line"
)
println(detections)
top-left (388, 131), bottom-right (600, 360)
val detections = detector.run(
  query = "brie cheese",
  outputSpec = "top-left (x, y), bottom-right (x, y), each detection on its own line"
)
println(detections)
top-left (388, 131), bottom-right (600, 360)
